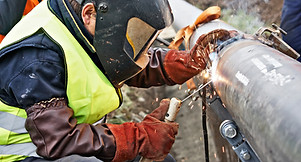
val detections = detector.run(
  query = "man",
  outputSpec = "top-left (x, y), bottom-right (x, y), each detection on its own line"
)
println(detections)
top-left (280, 0), bottom-right (301, 61)
top-left (0, 0), bottom-right (41, 43)
top-left (0, 0), bottom-right (233, 161)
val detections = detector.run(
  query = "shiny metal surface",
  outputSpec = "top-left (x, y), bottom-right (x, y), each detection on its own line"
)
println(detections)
top-left (214, 39), bottom-right (301, 162)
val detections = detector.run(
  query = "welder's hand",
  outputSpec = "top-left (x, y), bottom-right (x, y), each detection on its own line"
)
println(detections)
top-left (190, 29), bottom-right (239, 67)
top-left (164, 49), bottom-right (204, 84)
top-left (106, 99), bottom-right (179, 162)
top-left (164, 29), bottom-right (239, 84)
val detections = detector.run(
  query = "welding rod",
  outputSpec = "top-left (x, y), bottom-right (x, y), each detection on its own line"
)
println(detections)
top-left (165, 80), bottom-right (212, 122)
top-left (182, 80), bottom-right (212, 103)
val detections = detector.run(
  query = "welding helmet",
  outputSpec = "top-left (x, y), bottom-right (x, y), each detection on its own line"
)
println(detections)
top-left (77, 0), bottom-right (173, 88)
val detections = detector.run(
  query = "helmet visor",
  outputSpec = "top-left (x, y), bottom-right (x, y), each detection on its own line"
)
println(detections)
top-left (124, 17), bottom-right (159, 67)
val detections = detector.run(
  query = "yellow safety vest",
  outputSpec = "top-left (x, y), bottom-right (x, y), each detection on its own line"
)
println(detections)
top-left (0, 1), bottom-right (122, 161)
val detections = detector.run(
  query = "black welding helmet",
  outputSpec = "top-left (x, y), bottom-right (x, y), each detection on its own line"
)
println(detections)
top-left (90, 0), bottom-right (173, 88)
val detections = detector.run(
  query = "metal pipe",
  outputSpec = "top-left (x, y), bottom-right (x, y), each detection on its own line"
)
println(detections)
top-left (214, 39), bottom-right (301, 162)
top-left (169, 0), bottom-right (301, 161)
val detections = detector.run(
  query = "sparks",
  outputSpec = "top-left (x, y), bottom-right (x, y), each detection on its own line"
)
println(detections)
top-left (222, 103), bottom-right (226, 108)
top-left (203, 71), bottom-right (210, 79)
top-left (202, 106), bottom-right (206, 110)
top-left (190, 105), bottom-right (194, 109)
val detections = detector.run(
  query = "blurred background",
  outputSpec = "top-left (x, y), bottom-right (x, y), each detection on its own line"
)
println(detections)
top-left (107, 0), bottom-right (284, 161)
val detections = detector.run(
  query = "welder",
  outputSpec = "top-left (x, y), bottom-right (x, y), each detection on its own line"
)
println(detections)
top-left (0, 0), bottom-right (42, 43)
top-left (281, 0), bottom-right (301, 60)
top-left (0, 0), bottom-right (213, 161)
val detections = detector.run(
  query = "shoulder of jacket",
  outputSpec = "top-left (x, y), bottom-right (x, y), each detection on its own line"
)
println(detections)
top-left (0, 33), bottom-right (63, 58)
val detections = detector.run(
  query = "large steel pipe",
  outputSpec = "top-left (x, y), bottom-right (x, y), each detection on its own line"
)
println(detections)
top-left (169, 0), bottom-right (301, 161)
top-left (214, 39), bottom-right (301, 162)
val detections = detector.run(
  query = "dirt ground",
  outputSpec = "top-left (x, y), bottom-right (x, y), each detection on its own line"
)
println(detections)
top-left (108, 0), bottom-right (284, 161)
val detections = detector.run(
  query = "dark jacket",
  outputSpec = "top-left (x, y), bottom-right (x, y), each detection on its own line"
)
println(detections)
top-left (280, 0), bottom-right (301, 60)
top-left (0, 0), bottom-right (174, 161)
top-left (0, 0), bottom-right (27, 35)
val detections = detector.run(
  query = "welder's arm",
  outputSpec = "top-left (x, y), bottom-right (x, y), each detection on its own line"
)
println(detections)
top-left (125, 48), bottom-right (176, 87)
top-left (0, 0), bottom-right (27, 35)
top-left (25, 98), bottom-right (178, 162)
top-left (25, 98), bottom-right (116, 161)
top-left (126, 29), bottom-right (239, 88)
top-left (125, 45), bottom-right (207, 87)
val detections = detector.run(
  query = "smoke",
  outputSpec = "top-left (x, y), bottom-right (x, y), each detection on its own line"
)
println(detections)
top-left (185, 0), bottom-right (266, 34)
top-left (219, 0), bottom-right (265, 34)
top-left (221, 9), bottom-right (264, 34)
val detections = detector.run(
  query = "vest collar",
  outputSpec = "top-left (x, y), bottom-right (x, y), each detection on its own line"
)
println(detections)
top-left (48, 0), bottom-right (96, 53)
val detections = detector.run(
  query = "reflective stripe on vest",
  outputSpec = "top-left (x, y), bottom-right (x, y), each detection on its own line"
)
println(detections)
top-left (0, 143), bottom-right (39, 157)
top-left (0, 0), bottom-right (122, 160)
top-left (0, 101), bottom-right (39, 161)
top-left (0, 111), bottom-right (27, 134)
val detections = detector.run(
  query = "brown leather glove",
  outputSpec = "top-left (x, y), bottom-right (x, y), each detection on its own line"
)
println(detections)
top-left (163, 49), bottom-right (204, 84)
top-left (164, 29), bottom-right (238, 84)
top-left (106, 99), bottom-right (179, 162)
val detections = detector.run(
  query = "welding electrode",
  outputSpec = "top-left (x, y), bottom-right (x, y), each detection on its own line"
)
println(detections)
top-left (165, 80), bottom-right (212, 122)
top-left (165, 80), bottom-right (212, 121)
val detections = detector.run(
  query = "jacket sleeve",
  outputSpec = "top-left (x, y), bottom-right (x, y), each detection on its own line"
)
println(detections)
top-left (280, 0), bottom-right (301, 56)
top-left (25, 98), bottom-right (116, 161)
top-left (0, 0), bottom-right (27, 35)
top-left (125, 47), bottom-right (176, 88)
